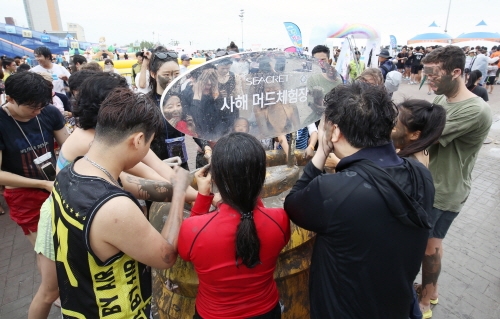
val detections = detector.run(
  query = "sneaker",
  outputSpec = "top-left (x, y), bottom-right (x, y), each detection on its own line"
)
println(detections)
top-left (427, 92), bottom-right (432, 95)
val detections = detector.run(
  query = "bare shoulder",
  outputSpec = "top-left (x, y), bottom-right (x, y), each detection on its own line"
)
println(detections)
top-left (95, 195), bottom-right (141, 223)
top-left (91, 196), bottom-right (145, 242)
top-left (61, 128), bottom-right (95, 161)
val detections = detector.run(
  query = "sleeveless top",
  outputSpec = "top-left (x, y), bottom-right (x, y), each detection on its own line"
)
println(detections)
top-left (52, 157), bottom-right (151, 318)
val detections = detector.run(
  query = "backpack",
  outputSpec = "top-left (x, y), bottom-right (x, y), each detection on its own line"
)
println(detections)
top-left (381, 64), bottom-right (402, 93)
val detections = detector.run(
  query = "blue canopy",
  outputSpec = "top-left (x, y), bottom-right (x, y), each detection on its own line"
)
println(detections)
top-left (409, 21), bottom-right (452, 41)
top-left (456, 20), bottom-right (500, 39)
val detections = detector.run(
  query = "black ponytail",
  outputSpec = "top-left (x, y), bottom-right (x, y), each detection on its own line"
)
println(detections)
top-left (211, 133), bottom-right (266, 268)
top-left (466, 70), bottom-right (482, 91)
top-left (396, 99), bottom-right (446, 158)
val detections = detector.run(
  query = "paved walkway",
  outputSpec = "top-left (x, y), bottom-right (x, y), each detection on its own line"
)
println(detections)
top-left (1, 81), bottom-right (499, 318)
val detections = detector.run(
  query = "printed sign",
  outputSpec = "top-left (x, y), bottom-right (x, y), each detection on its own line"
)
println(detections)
top-left (161, 51), bottom-right (343, 141)
top-left (22, 30), bottom-right (32, 38)
top-left (41, 35), bottom-right (50, 43)
top-left (70, 41), bottom-right (79, 49)
top-left (58, 40), bottom-right (68, 47)
top-left (5, 25), bottom-right (16, 34)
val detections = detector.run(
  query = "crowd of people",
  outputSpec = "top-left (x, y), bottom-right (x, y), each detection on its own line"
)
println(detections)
top-left (0, 41), bottom-right (494, 319)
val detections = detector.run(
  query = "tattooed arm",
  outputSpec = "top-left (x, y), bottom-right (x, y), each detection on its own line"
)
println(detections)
top-left (93, 168), bottom-right (190, 269)
top-left (121, 173), bottom-right (173, 202)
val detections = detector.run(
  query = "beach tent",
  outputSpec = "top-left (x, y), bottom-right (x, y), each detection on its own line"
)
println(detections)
top-left (452, 20), bottom-right (500, 48)
top-left (407, 21), bottom-right (452, 45)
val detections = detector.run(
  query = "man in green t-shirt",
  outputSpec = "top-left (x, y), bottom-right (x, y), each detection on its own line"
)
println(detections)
top-left (304, 45), bottom-right (343, 128)
top-left (417, 46), bottom-right (492, 318)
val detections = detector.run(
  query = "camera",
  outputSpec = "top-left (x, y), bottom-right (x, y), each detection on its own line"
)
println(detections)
top-left (33, 152), bottom-right (56, 181)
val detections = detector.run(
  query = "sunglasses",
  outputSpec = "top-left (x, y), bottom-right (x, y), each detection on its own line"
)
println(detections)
top-left (154, 52), bottom-right (178, 60)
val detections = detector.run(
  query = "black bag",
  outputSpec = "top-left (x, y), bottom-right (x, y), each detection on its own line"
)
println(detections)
top-left (465, 57), bottom-right (476, 74)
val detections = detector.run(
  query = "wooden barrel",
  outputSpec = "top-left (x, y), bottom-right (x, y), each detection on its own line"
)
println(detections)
top-left (149, 165), bottom-right (314, 319)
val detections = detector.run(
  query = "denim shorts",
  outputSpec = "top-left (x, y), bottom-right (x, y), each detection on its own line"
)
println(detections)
top-left (429, 207), bottom-right (458, 239)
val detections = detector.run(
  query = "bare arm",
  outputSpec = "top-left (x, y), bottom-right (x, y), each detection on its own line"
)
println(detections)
top-left (54, 126), bottom-right (70, 146)
top-left (125, 161), bottom-right (166, 182)
top-left (141, 149), bottom-right (198, 202)
top-left (0, 150), bottom-right (53, 192)
top-left (138, 56), bottom-right (149, 89)
top-left (277, 135), bottom-right (289, 159)
top-left (308, 131), bottom-right (318, 149)
top-left (305, 131), bottom-right (318, 159)
top-left (91, 168), bottom-right (189, 269)
top-left (141, 149), bottom-right (175, 179)
top-left (122, 173), bottom-right (173, 202)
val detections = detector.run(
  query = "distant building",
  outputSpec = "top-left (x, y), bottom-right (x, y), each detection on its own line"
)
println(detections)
top-left (46, 31), bottom-right (78, 39)
top-left (67, 23), bottom-right (86, 42)
top-left (23, 0), bottom-right (63, 32)
top-left (4, 17), bottom-right (16, 26)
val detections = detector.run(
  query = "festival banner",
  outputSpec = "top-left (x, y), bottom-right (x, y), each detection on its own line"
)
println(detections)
top-left (161, 51), bottom-right (341, 141)
top-left (22, 30), bottom-right (32, 38)
top-left (389, 35), bottom-right (397, 49)
top-left (362, 39), bottom-right (381, 68)
top-left (58, 39), bottom-right (68, 47)
top-left (41, 35), bottom-right (50, 43)
top-left (335, 39), bottom-right (351, 80)
top-left (283, 22), bottom-right (303, 51)
top-left (5, 25), bottom-right (16, 34)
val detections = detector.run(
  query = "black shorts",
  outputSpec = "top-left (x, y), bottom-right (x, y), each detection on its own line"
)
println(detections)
top-left (411, 66), bottom-right (420, 74)
top-left (486, 76), bottom-right (496, 85)
top-left (429, 207), bottom-right (458, 239)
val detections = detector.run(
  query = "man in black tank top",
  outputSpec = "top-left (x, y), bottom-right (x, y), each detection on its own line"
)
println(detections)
top-left (52, 88), bottom-right (191, 318)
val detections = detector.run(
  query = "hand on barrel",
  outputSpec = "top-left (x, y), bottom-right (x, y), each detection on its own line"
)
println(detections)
top-left (170, 166), bottom-right (191, 192)
top-left (304, 145), bottom-right (315, 160)
top-left (195, 164), bottom-right (212, 196)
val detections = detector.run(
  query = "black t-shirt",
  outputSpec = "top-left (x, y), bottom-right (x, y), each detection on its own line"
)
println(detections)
top-left (412, 52), bottom-right (424, 66)
top-left (0, 105), bottom-right (65, 179)
top-left (406, 53), bottom-right (413, 65)
top-left (472, 85), bottom-right (489, 102)
top-left (397, 52), bottom-right (407, 66)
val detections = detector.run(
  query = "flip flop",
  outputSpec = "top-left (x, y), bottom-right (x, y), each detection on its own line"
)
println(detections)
top-left (0, 210), bottom-right (5, 215)
top-left (430, 298), bottom-right (438, 305)
top-left (422, 308), bottom-right (432, 319)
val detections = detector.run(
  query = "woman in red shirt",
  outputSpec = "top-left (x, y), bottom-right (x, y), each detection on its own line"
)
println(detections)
top-left (178, 132), bottom-right (291, 319)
